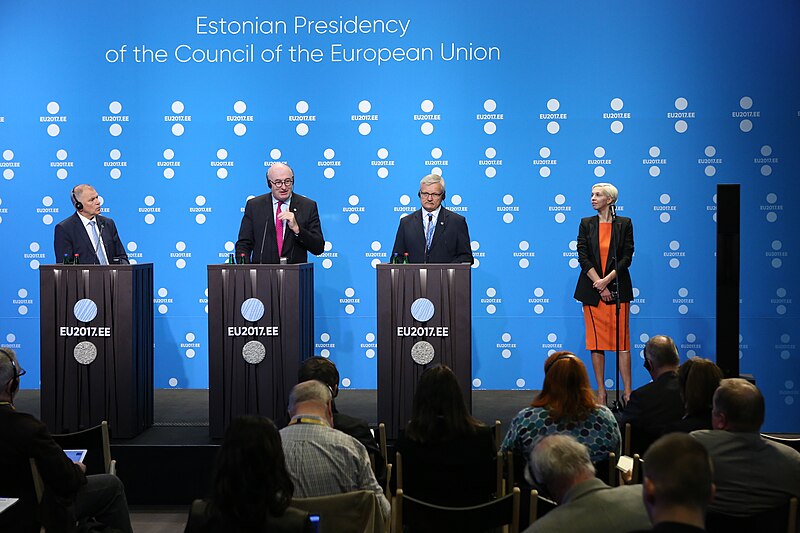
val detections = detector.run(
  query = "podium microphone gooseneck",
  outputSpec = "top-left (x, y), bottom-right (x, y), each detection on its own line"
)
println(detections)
top-left (609, 203), bottom-right (623, 412)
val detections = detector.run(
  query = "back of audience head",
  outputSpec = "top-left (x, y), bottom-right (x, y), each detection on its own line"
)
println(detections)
top-left (643, 335), bottom-right (680, 374)
top-left (407, 364), bottom-right (482, 442)
top-left (213, 416), bottom-right (293, 529)
top-left (642, 433), bottom-right (715, 522)
top-left (287, 379), bottom-right (333, 417)
top-left (679, 358), bottom-right (723, 417)
top-left (298, 356), bottom-right (340, 397)
top-left (0, 347), bottom-right (22, 399)
top-left (531, 434), bottom-right (595, 503)
top-left (532, 351), bottom-right (596, 420)
top-left (712, 378), bottom-right (764, 432)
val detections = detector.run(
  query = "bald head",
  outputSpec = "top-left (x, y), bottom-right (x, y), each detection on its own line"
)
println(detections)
top-left (644, 335), bottom-right (679, 373)
top-left (713, 378), bottom-right (764, 432)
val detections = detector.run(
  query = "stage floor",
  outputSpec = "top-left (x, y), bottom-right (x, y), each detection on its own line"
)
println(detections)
top-left (14, 388), bottom-right (536, 444)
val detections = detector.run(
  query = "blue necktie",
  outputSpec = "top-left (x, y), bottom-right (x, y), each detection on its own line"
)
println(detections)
top-left (89, 220), bottom-right (108, 265)
top-left (425, 214), bottom-right (435, 251)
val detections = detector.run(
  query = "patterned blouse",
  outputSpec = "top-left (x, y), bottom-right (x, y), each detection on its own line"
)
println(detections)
top-left (500, 404), bottom-right (621, 462)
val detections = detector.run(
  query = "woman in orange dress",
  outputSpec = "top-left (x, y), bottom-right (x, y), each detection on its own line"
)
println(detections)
top-left (573, 183), bottom-right (634, 405)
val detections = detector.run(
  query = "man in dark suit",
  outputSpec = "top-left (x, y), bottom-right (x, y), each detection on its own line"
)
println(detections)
top-left (391, 174), bottom-right (473, 263)
top-left (0, 348), bottom-right (132, 533)
top-left (54, 184), bottom-right (129, 264)
top-left (615, 335), bottom-right (684, 455)
top-left (297, 356), bottom-right (387, 488)
top-left (633, 433), bottom-right (715, 533)
top-left (236, 163), bottom-right (324, 264)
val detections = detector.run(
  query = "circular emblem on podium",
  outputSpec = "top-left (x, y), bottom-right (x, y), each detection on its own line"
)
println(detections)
top-left (410, 340), bottom-right (435, 365)
top-left (74, 341), bottom-right (97, 365)
top-left (73, 299), bottom-right (98, 323)
top-left (410, 298), bottom-right (435, 322)
top-left (241, 298), bottom-right (265, 322)
top-left (242, 340), bottom-right (266, 365)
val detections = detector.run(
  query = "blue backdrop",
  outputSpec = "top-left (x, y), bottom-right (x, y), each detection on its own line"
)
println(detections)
top-left (1, 0), bottom-right (798, 430)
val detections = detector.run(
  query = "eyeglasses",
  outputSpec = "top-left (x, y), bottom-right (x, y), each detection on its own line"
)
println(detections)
top-left (269, 179), bottom-right (294, 188)
top-left (419, 191), bottom-right (443, 199)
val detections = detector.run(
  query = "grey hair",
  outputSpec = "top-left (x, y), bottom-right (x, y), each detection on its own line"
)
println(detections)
top-left (420, 174), bottom-right (445, 194)
top-left (592, 182), bottom-right (618, 203)
top-left (71, 184), bottom-right (94, 209)
top-left (532, 434), bottom-right (595, 489)
top-left (287, 379), bottom-right (332, 414)
top-left (0, 348), bottom-right (19, 389)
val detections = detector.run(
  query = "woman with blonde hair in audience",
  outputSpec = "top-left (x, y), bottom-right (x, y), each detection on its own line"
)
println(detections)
top-left (669, 357), bottom-right (724, 433)
top-left (501, 351), bottom-right (620, 465)
top-left (185, 415), bottom-right (313, 533)
top-left (393, 364), bottom-right (496, 507)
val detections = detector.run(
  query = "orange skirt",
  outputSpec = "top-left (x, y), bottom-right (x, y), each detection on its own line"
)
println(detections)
top-left (583, 301), bottom-right (630, 351)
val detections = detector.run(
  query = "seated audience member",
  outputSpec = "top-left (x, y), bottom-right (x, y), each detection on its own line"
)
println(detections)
top-left (394, 365), bottom-right (496, 506)
top-left (280, 380), bottom-right (390, 522)
top-left (632, 433), bottom-right (715, 533)
top-left (186, 415), bottom-right (312, 533)
top-left (523, 434), bottom-right (651, 533)
top-left (0, 348), bottom-right (132, 533)
top-left (501, 351), bottom-right (620, 465)
top-left (668, 358), bottom-right (723, 433)
top-left (298, 356), bottom-right (386, 486)
top-left (615, 335), bottom-right (684, 453)
top-left (691, 378), bottom-right (800, 517)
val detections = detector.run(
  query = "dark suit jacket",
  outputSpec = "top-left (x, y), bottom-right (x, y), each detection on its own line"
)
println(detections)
top-left (574, 215), bottom-right (634, 305)
top-left (333, 411), bottom-right (387, 487)
top-left (391, 208), bottom-right (473, 264)
top-left (235, 193), bottom-right (324, 264)
top-left (615, 371), bottom-right (684, 454)
top-left (54, 213), bottom-right (129, 265)
top-left (0, 405), bottom-right (87, 533)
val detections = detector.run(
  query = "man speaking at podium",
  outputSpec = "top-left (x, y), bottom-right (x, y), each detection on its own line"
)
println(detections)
top-left (54, 184), bottom-right (129, 264)
top-left (392, 174), bottom-right (473, 264)
top-left (236, 163), bottom-right (325, 264)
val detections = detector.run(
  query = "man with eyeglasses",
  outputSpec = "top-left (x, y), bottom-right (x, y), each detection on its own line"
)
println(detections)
top-left (235, 162), bottom-right (324, 264)
top-left (0, 348), bottom-right (133, 533)
top-left (391, 174), bottom-right (473, 263)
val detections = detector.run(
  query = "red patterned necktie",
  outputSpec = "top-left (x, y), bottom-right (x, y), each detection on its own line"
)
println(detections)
top-left (275, 201), bottom-right (284, 256)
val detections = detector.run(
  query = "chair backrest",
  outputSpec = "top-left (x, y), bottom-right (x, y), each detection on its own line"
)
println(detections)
top-left (706, 496), bottom-right (798, 533)
top-left (761, 433), bottom-right (800, 454)
top-left (292, 490), bottom-right (384, 533)
top-left (494, 420), bottom-right (502, 450)
top-left (394, 487), bottom-right (520, 533)
top-left (29, 458), bottom-right (44, 504)
top-left (51, 421), bottom-right (114, 475)
top-left (630, 454), bottom-right (643, 485)
top-left (624, 422), bottom-right (632, 456)
top-left (395, 450), bottom-right (501, 506)
top-left (378, 423), bottom-right (388, 463)
top-left (594, 452), bottom-right (616, 487)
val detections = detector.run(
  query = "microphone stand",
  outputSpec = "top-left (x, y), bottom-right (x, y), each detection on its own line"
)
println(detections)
top-left (609, 205), bottom-right (623, 412)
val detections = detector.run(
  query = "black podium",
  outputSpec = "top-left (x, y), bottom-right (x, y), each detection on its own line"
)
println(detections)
top-left (208, 263), bottom-right (314, 438)
top-left (377, 263), bottom-right (472, 438)
top-left (39, 263), bottom-right (154, 438)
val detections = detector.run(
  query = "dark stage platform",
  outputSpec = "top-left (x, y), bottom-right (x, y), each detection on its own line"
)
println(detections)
top-left (14, 388), bottom-right (533, 504)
